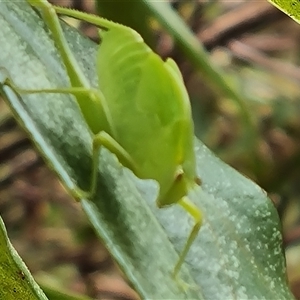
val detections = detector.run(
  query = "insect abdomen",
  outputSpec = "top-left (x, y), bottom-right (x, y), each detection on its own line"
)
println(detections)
top-left (97, 25), bottom-right (196, 188)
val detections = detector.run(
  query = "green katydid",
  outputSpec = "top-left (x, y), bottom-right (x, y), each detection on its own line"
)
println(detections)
top-left (5, 0), bottom-right (203, 278)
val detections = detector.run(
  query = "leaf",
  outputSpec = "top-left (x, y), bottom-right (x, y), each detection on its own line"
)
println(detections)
top-left (268, 0), bottom-right (300, 24)
top-left (37, 280), bottom-right (92, 300)
top-left (0, 216), bottom-right (48, 299)
top-left (0, 1), bottom-right (294, 299)
top-left (95, 0), bottom-right (154, 48)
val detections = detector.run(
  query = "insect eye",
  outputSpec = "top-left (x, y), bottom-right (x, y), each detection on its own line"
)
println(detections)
top-left (195, 177), bottom-right (201, 186)
top-left (174, 167), bottom-right (184, 181)
top-left (175, 173), bottom-right (183, 181)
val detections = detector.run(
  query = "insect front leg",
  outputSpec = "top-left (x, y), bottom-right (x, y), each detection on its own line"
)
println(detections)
top-left (174, 197), bottom-right (202, 277)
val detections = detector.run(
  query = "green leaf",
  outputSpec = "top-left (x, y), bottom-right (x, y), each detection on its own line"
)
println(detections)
top-left (37, 281), bottom-right (92, 300)
top-left (0, 216), bottom-right (48, 299)
top-left (268, 0), bottom-right (300, 24)
top-left (95, 0), bottom-right (154, 48)
top-left (0, 1), bottom-right (294, 299)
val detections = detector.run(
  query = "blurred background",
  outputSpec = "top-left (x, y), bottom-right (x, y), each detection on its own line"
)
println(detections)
top-left (1, 0), bottom-right (300, 299)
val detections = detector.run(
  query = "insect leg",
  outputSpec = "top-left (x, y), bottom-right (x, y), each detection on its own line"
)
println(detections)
top-left (28, 0), bottom-right (90, 89)
top-left (89, 131), bottom-right (138, 197)
top-left (3, 74), bottom-right (98, 97)
top-left (174, 197), bottom-right (202, 277)
top-left (29, 0), bottom-right (124, 32)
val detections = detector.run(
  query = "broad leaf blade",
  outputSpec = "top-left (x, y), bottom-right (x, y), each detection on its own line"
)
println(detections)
top-left (268, 0), bottom-right (300, 24)
top-left (0, 1), bottom-right (294, 299)
top-left (0, 216), bottom-right (48, 299)
top-left (0, 2), bottom-right (201, 298)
